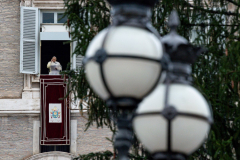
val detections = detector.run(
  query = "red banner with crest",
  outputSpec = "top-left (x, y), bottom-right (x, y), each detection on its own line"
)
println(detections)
top-left (40, 75), bottom-right (70, 145)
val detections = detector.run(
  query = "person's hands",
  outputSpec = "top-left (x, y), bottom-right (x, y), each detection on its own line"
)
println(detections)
top-left (51, 57), bottom-right (56, 63)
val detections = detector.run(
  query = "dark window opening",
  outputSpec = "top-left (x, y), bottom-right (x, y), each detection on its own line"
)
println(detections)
top-left (41, 41), bottom-right (70, 75)
top-left (42, 13), bottom-right (54, 23)
top-left (41, 145), bottom-right (70, 153)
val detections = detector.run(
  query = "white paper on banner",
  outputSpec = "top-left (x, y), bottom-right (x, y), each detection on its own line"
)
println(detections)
top-left (49, 103), bottom-right (62, 123)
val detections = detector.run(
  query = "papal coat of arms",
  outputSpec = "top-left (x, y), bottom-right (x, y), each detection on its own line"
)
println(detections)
top-left (49, 103), bottom-right (62, 123)
top-left (51, 107), bottom-right (61, 118)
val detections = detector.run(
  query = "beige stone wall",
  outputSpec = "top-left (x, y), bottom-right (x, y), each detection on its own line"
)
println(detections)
top-left (0, 0), bottom-right (23, 98)
top-left (0, 115), bottom-right (113, 160)
top-left (72, 115), bottom-right (113, 156)
top-left (0, 116), bottom-right (37, 160)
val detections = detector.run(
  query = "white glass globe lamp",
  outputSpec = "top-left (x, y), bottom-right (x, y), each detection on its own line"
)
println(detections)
top-left (133, 83), bottom-right (213, 160)
top-left (84, 26), bottom-right (163, 107)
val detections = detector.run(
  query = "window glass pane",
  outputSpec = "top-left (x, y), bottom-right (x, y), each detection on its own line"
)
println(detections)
top-left (57, 13), bottom-right (67, 23)
top-left (42, 13), bottom-right (54, 23)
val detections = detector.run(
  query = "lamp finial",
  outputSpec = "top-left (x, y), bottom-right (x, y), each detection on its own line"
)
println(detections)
top-left (168, 10), bottom-right (180, 32)
top-left (162, 10), bottom-right (206, 65)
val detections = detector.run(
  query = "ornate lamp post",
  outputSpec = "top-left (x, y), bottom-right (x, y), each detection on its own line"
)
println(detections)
top-left (83, 0), bottom-right (164, 159)
top-left (133, 11), bottom-right (213, 160)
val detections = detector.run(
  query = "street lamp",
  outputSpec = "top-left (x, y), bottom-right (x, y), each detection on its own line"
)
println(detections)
top-left (133, 11), bottom-right (213, 160)
top-left (83, 0), bottom-right (164, 159)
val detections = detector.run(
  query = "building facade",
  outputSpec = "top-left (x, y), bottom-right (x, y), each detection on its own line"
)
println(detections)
top-left (0, 0), bottom-right (112, 159)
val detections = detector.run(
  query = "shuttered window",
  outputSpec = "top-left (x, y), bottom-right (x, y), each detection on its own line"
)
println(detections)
top-left (20, 7), bottom-right (39, 74)
top-left (72, 41), bottom-right (84, 70)
top-left (76, 55), bottom-right (84, 69)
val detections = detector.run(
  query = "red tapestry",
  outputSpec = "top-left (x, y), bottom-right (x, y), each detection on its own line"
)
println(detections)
top-left (40, 75), bottom-right (70, 145)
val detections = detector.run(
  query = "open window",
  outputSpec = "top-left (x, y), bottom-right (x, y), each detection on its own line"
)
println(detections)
top-left (20, 7), bottom-right (83, 74)
top-left (41, 41), bottom-right (70, 74)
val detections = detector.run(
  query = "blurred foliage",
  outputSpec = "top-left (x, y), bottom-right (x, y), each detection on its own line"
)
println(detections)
top-left (62, 0), bottom-right (240, 159)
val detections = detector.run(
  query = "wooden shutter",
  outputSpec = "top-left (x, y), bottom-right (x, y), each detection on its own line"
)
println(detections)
top-left (20, 7), bottom-right (39, 74)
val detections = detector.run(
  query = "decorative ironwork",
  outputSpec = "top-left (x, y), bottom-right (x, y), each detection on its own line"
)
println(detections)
top-left (114, 110), bottom-right (134, 160)
top-left (162, 10), bottom-right (206, 65)
top-left (161, 10), bottom-right (207, 84)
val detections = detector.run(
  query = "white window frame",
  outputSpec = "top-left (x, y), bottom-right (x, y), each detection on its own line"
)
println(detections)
top-left (40, 10), bottom-right (76, 73)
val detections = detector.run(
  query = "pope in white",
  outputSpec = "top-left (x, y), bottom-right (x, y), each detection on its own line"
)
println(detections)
top-left (47, 56), bottom-right (62, 75)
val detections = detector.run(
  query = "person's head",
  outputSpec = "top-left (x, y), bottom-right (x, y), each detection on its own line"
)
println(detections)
top-left (52, 56), bottom-right (57, 62)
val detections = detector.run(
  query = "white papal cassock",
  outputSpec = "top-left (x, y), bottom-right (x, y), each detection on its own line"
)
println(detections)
top-left (47, 61), bottom-right (62, 75)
